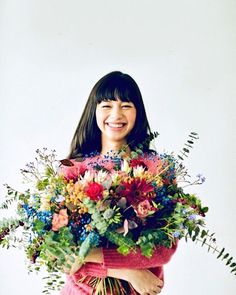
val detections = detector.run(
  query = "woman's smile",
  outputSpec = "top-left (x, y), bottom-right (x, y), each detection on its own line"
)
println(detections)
top-left (105, 122), bottom-right (127, 130)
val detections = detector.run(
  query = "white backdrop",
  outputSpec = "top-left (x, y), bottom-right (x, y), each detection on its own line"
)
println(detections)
top-left (0, 0), bottom-right (235, 294)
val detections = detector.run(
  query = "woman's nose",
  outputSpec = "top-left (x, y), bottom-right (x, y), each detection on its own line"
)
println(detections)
top-left (109, 106), bottom-right (123, 119)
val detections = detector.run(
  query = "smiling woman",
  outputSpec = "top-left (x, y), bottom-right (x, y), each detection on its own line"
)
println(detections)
top-left (68, 71), bottom-right (151, 159)
top-left (60, 71), bottom-right (178, 295)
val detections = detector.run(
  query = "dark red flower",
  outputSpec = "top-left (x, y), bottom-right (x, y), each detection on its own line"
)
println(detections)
top-left (86, 182), bottom-right (104, 201)
top-left (120, 178), bottom-right (154, 206)
top-left (130, 159), bottom-right (147, 169)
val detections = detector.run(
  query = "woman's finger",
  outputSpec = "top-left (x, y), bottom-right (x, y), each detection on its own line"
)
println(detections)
top-left (69, 257), bottom-right (83, 275)
top-left (62, 266), bottom-right (70, 274)
top-left (156, 278), bottom-right (163, 287)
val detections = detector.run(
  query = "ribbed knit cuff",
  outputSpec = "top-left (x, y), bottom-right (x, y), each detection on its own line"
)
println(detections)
top-left (73, 262), bottom-right (107, 280)
top-left (102, 248), bottom-right (127, 269)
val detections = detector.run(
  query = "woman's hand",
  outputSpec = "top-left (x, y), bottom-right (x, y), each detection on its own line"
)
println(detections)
top-left (45, 248), bottom-right (83, 275)
top-left (115, 268), bottom-right (163, 295)
top-left (84, 247), bottom-right (103, 263)
top-left (63, 254), bottom-right (83, 275)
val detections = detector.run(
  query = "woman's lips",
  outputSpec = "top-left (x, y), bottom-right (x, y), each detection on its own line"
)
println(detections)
top-left (106, 122), bottom-right (126, 130)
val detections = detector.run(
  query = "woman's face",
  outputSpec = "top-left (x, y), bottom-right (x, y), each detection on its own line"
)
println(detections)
top-left (96, 98), bottom-right (137, 146)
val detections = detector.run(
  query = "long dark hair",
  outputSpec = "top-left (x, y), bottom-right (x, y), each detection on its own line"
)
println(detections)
top-left (68, 71), bottom-right (152, 159)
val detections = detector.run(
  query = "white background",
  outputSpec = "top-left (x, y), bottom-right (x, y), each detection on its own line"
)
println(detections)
top-left (0, 0), bottom-right (235, 294)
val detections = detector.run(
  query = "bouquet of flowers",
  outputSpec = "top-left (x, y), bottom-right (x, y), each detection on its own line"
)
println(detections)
top-left (0, 132), bottom-right (235, 294)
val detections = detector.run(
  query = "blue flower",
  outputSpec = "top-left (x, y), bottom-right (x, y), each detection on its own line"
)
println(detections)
top-left (88, 231), bottom-right (100, 246)
top-left (37, 210), bottom-right (52, 221)
top-left (22, 204), bottom-right (36, 218)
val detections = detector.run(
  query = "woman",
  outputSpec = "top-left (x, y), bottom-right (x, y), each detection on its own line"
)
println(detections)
top-left (60, 71), bottom-right (178, 295)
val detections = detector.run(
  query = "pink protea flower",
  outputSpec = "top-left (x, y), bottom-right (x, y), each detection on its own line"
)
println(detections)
top-left (141, 154), bottom-right (164, 174)
top-left (60, 160), bottom-right (87, 181)
top-left (52, 209), bottom-right (69, 231)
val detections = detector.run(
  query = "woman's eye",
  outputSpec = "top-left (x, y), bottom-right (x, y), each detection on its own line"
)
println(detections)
top-left (122, 105), bottom-right (132, 108)
top-left (101, 105), bottom-right (111, 108)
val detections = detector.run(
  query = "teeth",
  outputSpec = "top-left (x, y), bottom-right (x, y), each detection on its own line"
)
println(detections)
top-left (107, 123), bottom-right (124, 128)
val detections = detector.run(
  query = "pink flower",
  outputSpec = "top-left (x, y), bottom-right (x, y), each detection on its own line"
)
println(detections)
top-left (52, 209), bottom-right (69, 231)
top-left (86, 182), bottom-right (104, 201)
top-left (135, 200), bottom-right (156, 218)
top-left (60, 160), bottom-right (87, 181)
top-left (136, 154), bottom-right (163, 174)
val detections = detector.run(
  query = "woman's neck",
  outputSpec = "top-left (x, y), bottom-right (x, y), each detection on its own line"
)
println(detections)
top-left (100, 140), bottom-right (131, 158)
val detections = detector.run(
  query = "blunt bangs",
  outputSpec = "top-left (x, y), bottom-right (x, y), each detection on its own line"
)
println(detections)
top-left (94, 72), bottom-right (141, 106)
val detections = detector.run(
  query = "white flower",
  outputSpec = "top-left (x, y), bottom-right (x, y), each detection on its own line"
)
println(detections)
top-left (103, 177), bottom-right (112, 190)
top-left (121, 159), bottom-right (131, 174)
top-left (95, 170), bottom-right (108, 183)
top-left (55, 195), bottom-right (65, 202)
top-left (133, 165), bottom-right (145, 178)
top-left (80, 170), bottom-right (94, 185)
top-left (95, 170), bottom-right (112, 189)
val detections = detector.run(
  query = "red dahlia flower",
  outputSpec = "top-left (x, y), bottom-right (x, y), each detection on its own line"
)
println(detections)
top-left (120, 178), bottom-right (154, 206)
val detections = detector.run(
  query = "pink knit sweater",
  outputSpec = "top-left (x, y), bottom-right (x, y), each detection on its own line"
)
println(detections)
top-left (60, 242), bottom-right (178, 295)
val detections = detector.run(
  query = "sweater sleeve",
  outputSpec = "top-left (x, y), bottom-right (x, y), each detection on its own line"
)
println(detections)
top-left (71, 242), bottom-right (177, 280)
top-left (72, 262), bottom-right (108, 281)
top-left (102, 241), bottom-right (178, 269)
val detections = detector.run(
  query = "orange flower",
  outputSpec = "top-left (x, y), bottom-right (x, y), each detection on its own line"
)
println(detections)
top-left (52, 209), bottom-right (69, 231)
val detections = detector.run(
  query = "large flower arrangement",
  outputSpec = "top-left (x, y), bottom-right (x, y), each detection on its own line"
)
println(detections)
top-left (0, 133), bottom-right (235, 294)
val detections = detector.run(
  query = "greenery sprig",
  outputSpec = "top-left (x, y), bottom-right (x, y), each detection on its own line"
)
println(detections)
top-left (186, 227), bottom-right (236, 275)
top-left (177, 132), bottom-right (199, 161)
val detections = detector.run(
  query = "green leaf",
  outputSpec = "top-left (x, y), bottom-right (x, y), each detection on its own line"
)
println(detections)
top-left (117, 244), bottom-right (130, 255)
top-left (223, 253), bottom-right (229, 260)
top-left (182, 148), bottom-right (190, 153)
top-left (230, 262), bottom-right (236, 268)
top-left (226, 257), bottom-right (233, 266)
top-left (200, 230), bottom-right (208, 238)
top-left (201, 207), bottom-right (209, 213)
top-left (201, 238), bottom-right (207, 246)
top-left (217, 248), bottom-right (225, 259)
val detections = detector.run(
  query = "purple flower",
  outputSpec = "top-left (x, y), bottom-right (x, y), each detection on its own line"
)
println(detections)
top-left (173, 231), bottom-right (180, 238)
top-left (196, 174), bottom-right (206, 183)
top-left (188, 214), bottom-right (197, 220)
